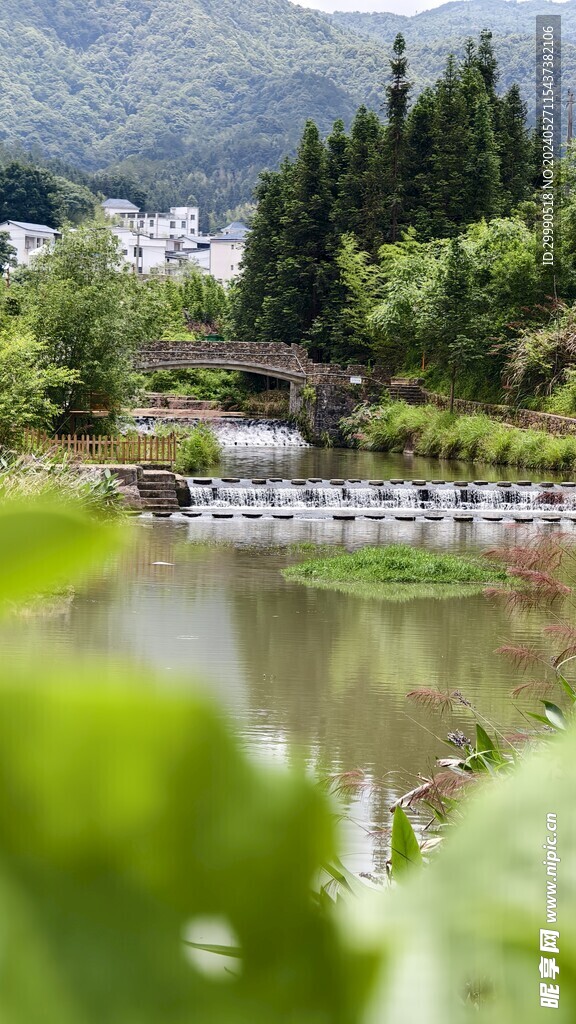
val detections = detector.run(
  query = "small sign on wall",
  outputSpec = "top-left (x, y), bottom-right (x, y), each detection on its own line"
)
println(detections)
top-left (349, 376), bottom-right (362, 384)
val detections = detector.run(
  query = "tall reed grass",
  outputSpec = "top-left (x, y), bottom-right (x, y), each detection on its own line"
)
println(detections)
top-left (347, 402), bottom-right (576, 471)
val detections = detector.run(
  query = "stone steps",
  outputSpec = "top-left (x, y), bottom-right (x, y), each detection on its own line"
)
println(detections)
top-left (138, 469), bottom-right (180, 511)
top-left (388, 380), bottom-right (426, 405)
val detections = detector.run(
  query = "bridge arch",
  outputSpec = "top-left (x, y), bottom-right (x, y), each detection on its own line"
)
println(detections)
top-left (138, 356), bottom-right (305, 384)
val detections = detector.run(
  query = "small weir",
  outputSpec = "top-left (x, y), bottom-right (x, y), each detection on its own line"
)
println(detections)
top-left (184, 479), bottom-right (576, 512)
top-left (133, 416), bottom-right (309, 447)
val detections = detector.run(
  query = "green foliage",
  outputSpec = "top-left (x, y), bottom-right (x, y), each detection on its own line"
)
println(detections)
top-left (173, 424), bottom-right (221, 474)
top-left (147, 368), bottom-right (251, 408)
top-left (0, 230), bottom-right (16, 272)
top-left (0, 498), bottom-right (122, 607)
top-left (0, 326), bottom-right (78, 446)
top-left (370, 217), bottom-right (542, 388)
top-left (346, 400), bottom-right (576, 470)
top-left (0, 454), bottom-right (123, 517)
top-left (0, 162), bottom-right (62, 227)
top-left (13, 225), bottom-right (167, 420)
top-left (390, 806), bottom-right (422, 880)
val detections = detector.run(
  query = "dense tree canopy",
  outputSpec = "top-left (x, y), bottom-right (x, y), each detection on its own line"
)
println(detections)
top-left (234, 34), bottom-right (539, 368)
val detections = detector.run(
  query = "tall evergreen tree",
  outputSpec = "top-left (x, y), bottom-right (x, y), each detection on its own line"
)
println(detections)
top-left (460, 64), bottom-right (501, 222)
top-left (384, 33), bottom-right (411, 242)
top-left (496, 85), bottom-right (535, 213)
top-left (427, 56), bottom-right (472, 236)
top-left (277, 121), bottom-right (333, 358)
top-left (476, 29), bottom-right (499, 99)
top-left (233, 165), bottom-right (291, 344)
top-left (402, 88), bottom-right (437, 238)
top-left (333, 107), bottom-right (388, 256)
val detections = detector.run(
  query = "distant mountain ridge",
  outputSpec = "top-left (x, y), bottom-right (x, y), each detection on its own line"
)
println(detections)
top-left (1, 0), bottom-right (574, 218)
top-left (331, 0), bottom-right (576, 97)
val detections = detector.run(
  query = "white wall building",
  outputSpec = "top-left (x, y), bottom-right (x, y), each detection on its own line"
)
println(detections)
top-left (0, 220), bottom-right (60, 266)
top-left (102, 199), bottom-right (199, 238)
top-left (101, 198), bottom-right (140, 223)
top-left (113, 227), bottom-right (171, 275)
top-left (209, 221), bottom-right (248, 284)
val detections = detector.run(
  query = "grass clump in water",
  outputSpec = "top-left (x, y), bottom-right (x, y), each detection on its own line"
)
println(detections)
top-left (283, 544), bottom-right (508, 590)
top-left (173, 424), bottom-right (221, 474)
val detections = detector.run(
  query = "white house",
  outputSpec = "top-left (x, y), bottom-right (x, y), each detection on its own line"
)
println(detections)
top-left (101, 198), bottom-right (140, 224)
top-left (210, 221), bottom-right (248, 284)
top-left (112, 226), bottom-right (170, 275)
top-left (0, 220), bottom-right (60, 266)
top-left (102, 199), bottom-right (199, 238)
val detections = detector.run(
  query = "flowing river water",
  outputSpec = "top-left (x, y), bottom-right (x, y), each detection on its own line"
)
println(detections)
top-left (3, 432), bottom-right (569, 875)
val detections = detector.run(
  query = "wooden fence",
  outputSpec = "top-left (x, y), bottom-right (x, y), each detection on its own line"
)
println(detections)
top-left (24, 430), bottom-right (177, 464)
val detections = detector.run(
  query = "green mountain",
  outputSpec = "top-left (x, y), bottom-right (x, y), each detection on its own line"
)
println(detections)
top-left (331, 0), bottom-right (576, 104)
top-left (1, 0), bottom-right (575, 220)
top-left (0, 0), bottom-right (387, 222)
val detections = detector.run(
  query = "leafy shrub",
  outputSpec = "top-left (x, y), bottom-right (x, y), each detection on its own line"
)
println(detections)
top-left (174, 424), bottom-right (221, 474)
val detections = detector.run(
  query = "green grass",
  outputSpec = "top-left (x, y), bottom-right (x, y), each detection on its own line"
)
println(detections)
top-left (283, 544), bottom-right (508, 598)
top-left (346, 401), bottom-right (576, 471)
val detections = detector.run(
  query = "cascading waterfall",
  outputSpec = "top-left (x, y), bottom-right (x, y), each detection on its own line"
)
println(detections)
top-left (132, 416), bottom-right (309, 447)
top-left (184, 481), bottom-right (576, 510)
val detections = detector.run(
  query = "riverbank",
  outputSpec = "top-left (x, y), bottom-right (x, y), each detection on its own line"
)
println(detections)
top-left (343, 402), bottom-right (576, 472)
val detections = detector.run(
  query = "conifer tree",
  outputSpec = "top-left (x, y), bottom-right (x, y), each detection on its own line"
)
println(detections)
top-left (402, 89), bottom-right (437, 238)
top-left (427, 56), bottom-right (471, 236)
top-left (273, 121), bottom-right (333, 357)
top-left (233, 165), bottom-right (291, 344)
top-left (334, 107), bottom-right (388, 256)
top-left (496, 85), bottom-right (535, 213)
top-left (460, 64), bottom-right (501, 222)
top-left (384, 33), bottom-right (411, 242)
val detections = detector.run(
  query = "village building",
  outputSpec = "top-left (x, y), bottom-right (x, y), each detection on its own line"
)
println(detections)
top-left (209, 221), bottom-right (248, 283)
top-left (0, 220), bottom-right (60, 265)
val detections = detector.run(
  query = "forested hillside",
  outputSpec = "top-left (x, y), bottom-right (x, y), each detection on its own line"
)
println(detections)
top-left (332, 0), bottom-right (576, 111)
top-left (0, 0), bottom-right (386, 223)
top-left (2, 0), bottom-right (576, 220)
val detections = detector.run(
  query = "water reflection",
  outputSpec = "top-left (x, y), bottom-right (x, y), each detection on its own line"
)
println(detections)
top-left (210, 446), bottom-right (570, 484)
top-left (0, 514), bottom-right (553, 872)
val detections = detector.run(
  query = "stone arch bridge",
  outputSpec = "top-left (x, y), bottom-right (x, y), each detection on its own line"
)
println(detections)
top-left (136, 341), bottom-right (389, 442)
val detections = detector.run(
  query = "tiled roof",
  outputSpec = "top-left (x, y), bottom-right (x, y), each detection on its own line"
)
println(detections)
top-left (101, 198), bottom-right (140, 210)
top-left (2, 221), bottom-right (58, 232)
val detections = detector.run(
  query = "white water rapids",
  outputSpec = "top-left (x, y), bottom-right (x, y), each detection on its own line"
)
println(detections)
top-left (133, 416), bottom-right (309, 447)
top-left (184, 481), bottom-right (576, 511)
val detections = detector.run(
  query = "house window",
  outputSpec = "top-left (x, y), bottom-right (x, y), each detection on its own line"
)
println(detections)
top-left (149, 233), bottom-right (154, 239)
top-left (169, 234), bottom-right (174, 239)
top-left (133, 246), bottom-right (143, 257)
top-left (129, 221), bottom-right (134, 229)
top-left (122, 248), bottom-right (128, 255)
top-left (149, 219), bottom-right (154, 226)
top-left (24, 236), bottom-right (35, 250)
top-left (170, 220), bottom-right (176, 228)
top-left (231, 264), bottom-right (234, 271)
top-left (190, 213), bottom-right (196, 220)
top-left (138, 220), bottom-right (144, 228)
top-left (181, 220), bottom-right (186, 228)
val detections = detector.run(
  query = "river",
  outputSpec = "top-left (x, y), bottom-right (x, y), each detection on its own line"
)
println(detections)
top-left (1, 441), bottom-right (563, 875)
